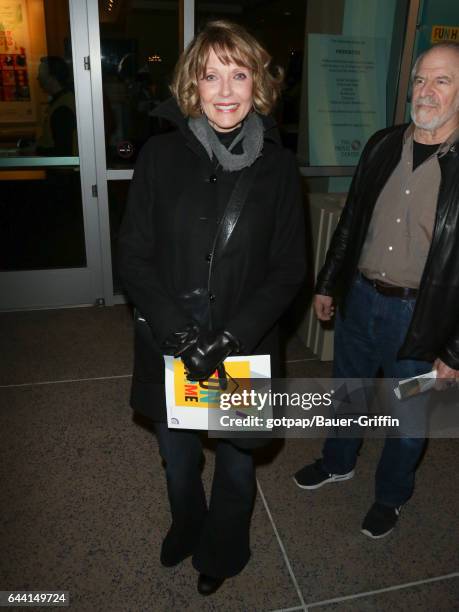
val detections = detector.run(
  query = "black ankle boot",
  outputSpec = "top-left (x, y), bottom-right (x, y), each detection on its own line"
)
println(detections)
top-left (197, 573), bottom-right (225, 595)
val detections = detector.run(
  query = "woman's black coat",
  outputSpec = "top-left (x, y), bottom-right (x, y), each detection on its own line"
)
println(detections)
top-left (118, 98), bottom-right (306, 425)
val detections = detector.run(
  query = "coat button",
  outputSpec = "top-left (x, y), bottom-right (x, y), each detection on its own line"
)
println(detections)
top-left (209, 175), bottom-right (217, 183)
top-left (209, 293), bottom-right (215, 302)
top-left (205, 253), bottom-right (212, 262)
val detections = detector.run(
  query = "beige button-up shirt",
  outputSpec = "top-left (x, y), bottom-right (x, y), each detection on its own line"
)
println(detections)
top-left (359, 125), bottom-right (458, 288)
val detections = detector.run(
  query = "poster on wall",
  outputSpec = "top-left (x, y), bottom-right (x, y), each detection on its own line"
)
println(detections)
top-left (414, 0), bottom-right (459, 58)
top-left (0, 0), bottom-right (34, 122)
top-left (431, 25), bottom-right (459, 43)
top-left (308, 35), bottom-right (386, 166)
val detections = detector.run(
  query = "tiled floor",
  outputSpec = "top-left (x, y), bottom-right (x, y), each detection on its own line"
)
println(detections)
top-left (1, 305), bottom-right (458, 611)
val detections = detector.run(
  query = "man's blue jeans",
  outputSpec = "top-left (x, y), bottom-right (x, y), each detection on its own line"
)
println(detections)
top-left (322, 273), bottom-right (432, 507)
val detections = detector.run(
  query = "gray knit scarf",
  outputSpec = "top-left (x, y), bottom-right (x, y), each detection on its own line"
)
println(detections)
top-left (188, 111), bottom-right (264, 172)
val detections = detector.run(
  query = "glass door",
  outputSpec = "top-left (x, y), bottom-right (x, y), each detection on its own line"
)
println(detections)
top-left (0, 0), bottom-right (103, 310)
top-left (87, 0), bottom-right (187, 302)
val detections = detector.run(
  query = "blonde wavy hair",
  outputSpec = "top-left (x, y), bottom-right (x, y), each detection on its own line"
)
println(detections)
top-left (170, 20), bottom-right (283, 117)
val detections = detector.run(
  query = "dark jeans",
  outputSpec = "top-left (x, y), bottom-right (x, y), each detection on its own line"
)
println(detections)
top-left (154, 423), bottom-right (256, 577)
top-left (322, 274), bottom-right (432, 507)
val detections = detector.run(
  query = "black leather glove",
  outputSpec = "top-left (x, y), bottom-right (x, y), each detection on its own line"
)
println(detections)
top-left (182, 330), bottom-right (240, 382)
top-left (161, 323), bottom-right (200, 357)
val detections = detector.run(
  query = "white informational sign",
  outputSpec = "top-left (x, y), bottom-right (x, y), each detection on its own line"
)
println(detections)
top-left (308, 35), bottom-right (386, 166)
top-left (164, 354), bottom-right (271, 430)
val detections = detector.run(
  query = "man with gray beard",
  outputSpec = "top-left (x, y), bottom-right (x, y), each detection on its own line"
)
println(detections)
top-left (294, 43), bottom-right (459, 538)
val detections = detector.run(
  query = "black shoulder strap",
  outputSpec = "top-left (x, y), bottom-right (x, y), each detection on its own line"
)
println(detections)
top-left (205, 161), bottom-right (259, 330)
top-left (211, 161), bottom-right (260, 260)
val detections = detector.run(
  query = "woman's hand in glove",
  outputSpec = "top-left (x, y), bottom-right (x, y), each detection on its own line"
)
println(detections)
top-left (161, 324), bottom-right (200, 357)
top-left (182, 330), bottom-right (240, 381)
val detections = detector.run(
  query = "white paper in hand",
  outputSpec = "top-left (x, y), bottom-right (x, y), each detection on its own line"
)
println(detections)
top-left (394, 369), bottom-right (437, 400)
top-left (164, 354), bottom-right (271, 430)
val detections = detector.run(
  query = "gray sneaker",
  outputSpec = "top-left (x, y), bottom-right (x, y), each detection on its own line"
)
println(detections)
top-left (293, 459), bottom-right (354, 490)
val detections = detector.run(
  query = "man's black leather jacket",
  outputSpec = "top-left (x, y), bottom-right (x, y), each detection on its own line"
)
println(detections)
top-left (316, 123), bottom-right (459, 369)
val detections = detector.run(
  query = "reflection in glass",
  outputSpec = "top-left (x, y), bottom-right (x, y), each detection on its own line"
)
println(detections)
top-left (35, 56), bottom-right (77, 156)
top-left (99, 0), bottom-right (180, 168)
top-left (0, 1), bottom-right (85, 272)
top-left (0, 1), bottom-right (78, 156)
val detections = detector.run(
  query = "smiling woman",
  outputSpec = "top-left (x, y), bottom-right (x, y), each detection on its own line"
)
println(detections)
top-left (170, 19), bottom-right (283, 119)
top-left (118, 19), bottom-right (306, 596)
top-left (197, 49), bottom-right (253, 132)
